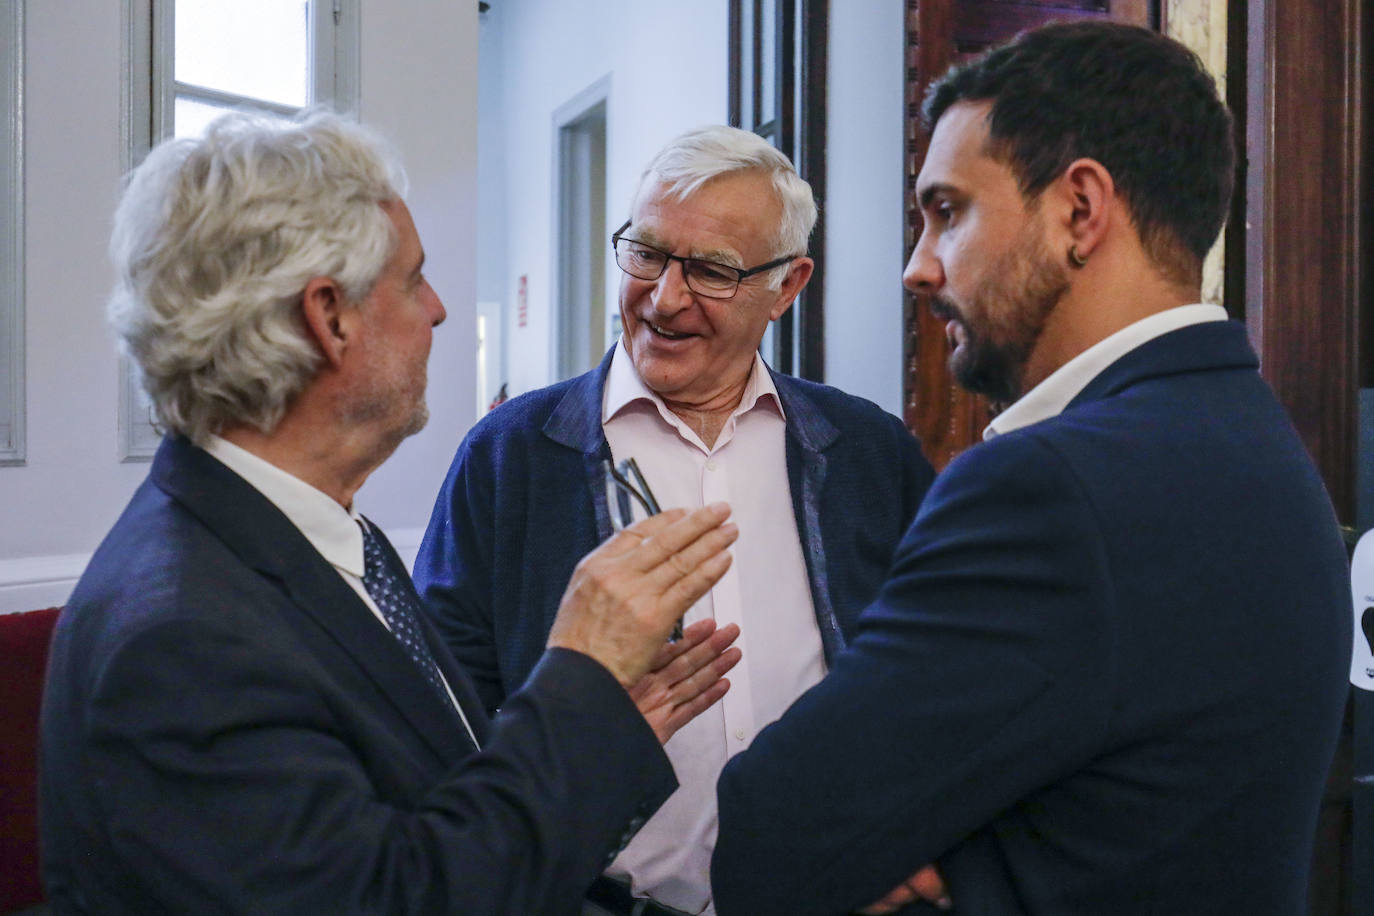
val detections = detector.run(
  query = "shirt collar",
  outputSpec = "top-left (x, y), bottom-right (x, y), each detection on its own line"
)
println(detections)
top-left (985, 303), bottom-right (1227, 440)
top-left (602, 336), bottom-right (784, 428)
top-left (203, 434), bottom-right (366, 578)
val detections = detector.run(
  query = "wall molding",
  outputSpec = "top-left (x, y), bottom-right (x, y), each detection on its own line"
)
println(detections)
top-left (0, 526), bottom-right (428, 615)
top-left (0, 552), bottom-right (87, 613)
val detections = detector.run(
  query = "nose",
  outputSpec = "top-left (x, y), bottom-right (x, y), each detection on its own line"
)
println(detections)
top-left (423, 281), bottom-right (446, 327)
top-left (902, 229), bottom-right (944, 296)
top-left (649, 259), bottom-right (695, 315)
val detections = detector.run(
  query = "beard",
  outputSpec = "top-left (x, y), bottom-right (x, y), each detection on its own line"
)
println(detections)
top-left (931, 225), bottom-right (1069, 404)
top-left (342, 355), bottom-right (430, 464)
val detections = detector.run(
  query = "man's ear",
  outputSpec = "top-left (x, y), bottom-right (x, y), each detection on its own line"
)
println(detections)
top-left (300, 276), bottom-right (350, 368)
top-left (768, 256), bottom-right (815, 321)
top-left (1055, 158), bottom-right (1115, 263)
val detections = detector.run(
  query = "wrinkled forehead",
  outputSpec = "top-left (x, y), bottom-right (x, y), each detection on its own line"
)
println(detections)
top-left (627, 174), bottom-right (780, 264)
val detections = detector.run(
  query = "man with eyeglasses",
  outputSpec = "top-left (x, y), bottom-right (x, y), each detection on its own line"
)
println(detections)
top-left (415, 125), bottom-right (936, 916)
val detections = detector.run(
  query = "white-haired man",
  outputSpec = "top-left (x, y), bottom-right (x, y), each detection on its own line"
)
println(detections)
top-left (39, 110), bottom-right (744, 915)
top-left (415, 125), bottom-right (937, 915)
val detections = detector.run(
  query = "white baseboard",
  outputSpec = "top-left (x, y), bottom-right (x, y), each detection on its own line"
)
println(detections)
top-left (0, 527), bottom-right (428, 616)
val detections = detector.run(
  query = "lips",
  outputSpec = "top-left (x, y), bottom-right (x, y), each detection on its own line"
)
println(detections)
top-left (647, 322), bottom-right (694, 341)
top-left (928, 297), bottom-right (963, 349)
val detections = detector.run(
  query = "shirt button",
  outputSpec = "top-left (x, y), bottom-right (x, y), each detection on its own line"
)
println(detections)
top-left (734, 728), bottom-right (746, 741)
top-left (706, 459), bottom-right (717, 472)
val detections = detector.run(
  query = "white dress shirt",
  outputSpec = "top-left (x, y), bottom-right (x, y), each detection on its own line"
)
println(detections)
top-left (601, 340), bottom-right (824, 915)
top-left (202, 435), bottom-right (479, 748)
top-left (985, 304), bottom-right (1227, 439)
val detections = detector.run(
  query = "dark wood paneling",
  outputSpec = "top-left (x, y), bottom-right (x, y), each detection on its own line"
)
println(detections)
top-left (1245, 0), bottom-right (1361, 523)
top-left (1364, 0), bottom-right (1374, 391)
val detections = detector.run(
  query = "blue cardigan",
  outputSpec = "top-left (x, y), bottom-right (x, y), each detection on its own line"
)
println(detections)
top-left (414, 351), bottom-right (935, 712)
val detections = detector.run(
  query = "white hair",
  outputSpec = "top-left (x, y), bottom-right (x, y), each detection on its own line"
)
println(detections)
top-left (107, 108), bottom-right (407, 444)
top-left (629, 125), bottom-right (818, 289)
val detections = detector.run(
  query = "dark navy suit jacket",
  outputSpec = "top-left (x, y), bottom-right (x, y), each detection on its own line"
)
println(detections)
top-left (712, 321), bottom-right (1352, 915)
top-left (413, 350), bottom-right (935, 712)
top-left (40, 435), bottom-right (675, 915)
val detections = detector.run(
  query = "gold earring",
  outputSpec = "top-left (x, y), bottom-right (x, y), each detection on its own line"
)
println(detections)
top-left (1068, 244), bottom-right (1088, 268)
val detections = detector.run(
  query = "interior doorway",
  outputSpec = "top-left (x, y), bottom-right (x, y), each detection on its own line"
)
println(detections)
top-left (552, 77), bottom-right (611, 380)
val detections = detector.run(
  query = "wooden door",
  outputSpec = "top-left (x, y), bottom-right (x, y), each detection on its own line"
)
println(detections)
top-left (901, 1), bottom-right (1155, 470)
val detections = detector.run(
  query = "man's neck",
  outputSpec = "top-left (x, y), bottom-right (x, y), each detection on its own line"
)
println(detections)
top-left (1022, 249), bottom-right (1199, 395)
top-left (660, 372), bottom-right (753, 450)
top-left (219, 411), bottom-right (385, 509)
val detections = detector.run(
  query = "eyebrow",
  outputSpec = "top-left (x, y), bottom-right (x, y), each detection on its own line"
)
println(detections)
top-left (626, 227), bottom-right (743, 269)
top-left (690, 246), bottom-right (743, 268)
top-left (917, 182), bottom-right (960, 210)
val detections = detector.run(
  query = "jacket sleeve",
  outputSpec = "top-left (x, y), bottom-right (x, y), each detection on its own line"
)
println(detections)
top-left (413, 432), bottom-right (505, 714)
top-left (712, 433), bottom-right (1114, 916)
top-left (892, 411), bottom-right (936, 527)
top-left (85, 616), bottom-right (675, 916)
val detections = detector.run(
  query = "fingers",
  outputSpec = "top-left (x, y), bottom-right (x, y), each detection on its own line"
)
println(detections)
top-left (909, 865), bottom-right (951, 909)
top-left (662, 677), bottom-right (731, 735)
top-left (597, 507), bottom-right (690, 557)
top-left (656, 623), bottom-right (741, 686)
top-left (657, 549), bottom-right (732, 620)
top-left (859, 866), bottom-right (950, 914)
top-left (645, 618), bottom-right (718, 674)
top-left (621, 503), bottom-right (733, 574)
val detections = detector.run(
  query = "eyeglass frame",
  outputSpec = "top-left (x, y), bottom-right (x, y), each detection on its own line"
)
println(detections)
top-left (603, 456), bottom-right (661, 529)
top-left (610, 219), bottom-right (799, 300)
top-left (602, 456), bottom-right (683, 641)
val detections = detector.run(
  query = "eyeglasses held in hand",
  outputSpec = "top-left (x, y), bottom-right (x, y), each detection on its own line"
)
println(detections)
top-left (603, 457), bottom-right (682, 641)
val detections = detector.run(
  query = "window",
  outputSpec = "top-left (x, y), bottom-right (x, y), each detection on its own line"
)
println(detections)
top-left (729, 0), bottom-right (827, 381)
top-left (120, 0), bottom-right (359, 458)
top-left (0, 0), bottom-right (23, 465)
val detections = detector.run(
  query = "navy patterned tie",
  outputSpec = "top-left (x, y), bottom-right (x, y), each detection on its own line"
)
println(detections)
top-left (358, 521), bottom-right (454, 709)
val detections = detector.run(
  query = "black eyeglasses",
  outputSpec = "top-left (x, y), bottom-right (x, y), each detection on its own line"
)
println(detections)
top-left (603, 456), bottom-right (660, 531)
top-left (611, 220), bottom-right (797, 300)
top-left (603, 457), bottom-right (683, 641)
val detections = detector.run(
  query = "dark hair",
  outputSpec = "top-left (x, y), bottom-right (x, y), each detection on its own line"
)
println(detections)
top-left (923, 21), bottom-right (1234, 284)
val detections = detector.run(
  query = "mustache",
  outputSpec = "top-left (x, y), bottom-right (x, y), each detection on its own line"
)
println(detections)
top-left (927, 295), bottom-right (960, 323)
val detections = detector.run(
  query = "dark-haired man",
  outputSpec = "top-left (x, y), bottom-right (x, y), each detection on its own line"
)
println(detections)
top-left (713, 21), bottom-right (1351, 915)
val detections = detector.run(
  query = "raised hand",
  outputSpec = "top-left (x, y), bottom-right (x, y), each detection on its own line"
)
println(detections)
top-left (548, 503), bottom-right (737, 687)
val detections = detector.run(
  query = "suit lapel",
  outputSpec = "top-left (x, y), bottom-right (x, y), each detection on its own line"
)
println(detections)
top-left (152, 436), bottom-right (479, 764)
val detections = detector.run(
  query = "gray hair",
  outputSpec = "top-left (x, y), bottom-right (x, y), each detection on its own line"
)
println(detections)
top-left (107, 108), bottom-right (407, 444)
top-left (629, 125), bottom-right (817, 289)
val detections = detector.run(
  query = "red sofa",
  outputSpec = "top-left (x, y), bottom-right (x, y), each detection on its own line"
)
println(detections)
top-left (0, 607), bottom-right (59, 912)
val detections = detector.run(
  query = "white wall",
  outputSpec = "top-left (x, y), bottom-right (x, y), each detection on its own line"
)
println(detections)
top-left (823, 0), bottom-right (906, 418)
top-left (489, 0), bottom-right (728, 395)
top-left (0, 1), bottom-right (479, 611)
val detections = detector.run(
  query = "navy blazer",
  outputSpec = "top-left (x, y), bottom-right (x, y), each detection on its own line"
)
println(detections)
top-left (40, 435), bottom-right (675, 915)
top-left (414, 350), bottom-right (934, 713)
top-left (712, 321), bottom-right (1352, 915)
